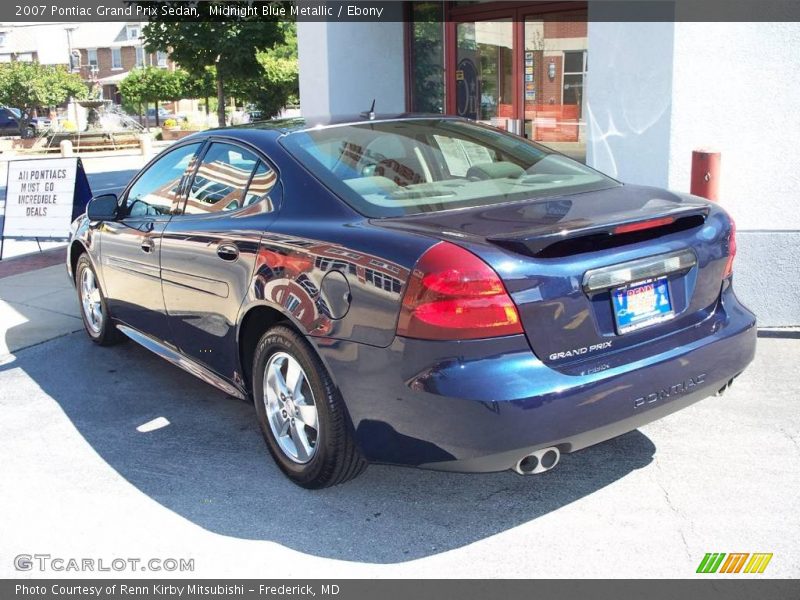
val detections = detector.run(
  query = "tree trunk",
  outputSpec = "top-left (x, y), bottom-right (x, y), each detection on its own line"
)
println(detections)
top-left (154, 102), bottom-right (160, 128)
top-left (216, 71), bottom-right (226, 127)
top-left (204, 96), bottom-right (209, 116)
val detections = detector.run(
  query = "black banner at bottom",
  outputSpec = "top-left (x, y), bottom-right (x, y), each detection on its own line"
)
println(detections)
top-left (3, 580), bottom-right (800, 600)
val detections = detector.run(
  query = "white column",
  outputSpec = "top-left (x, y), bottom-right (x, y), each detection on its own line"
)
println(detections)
top-left (298, 21), bottom-right (406, 117)
top-left (585, 21), bottom-right (676, 187)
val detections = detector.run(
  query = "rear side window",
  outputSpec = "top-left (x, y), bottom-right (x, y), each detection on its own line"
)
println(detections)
top-left (184, 142), bottom-right (259, 214)
top-left (242, 162), bottom-right (277, 211)
top-left (281, 119), bottom-right (618, 217)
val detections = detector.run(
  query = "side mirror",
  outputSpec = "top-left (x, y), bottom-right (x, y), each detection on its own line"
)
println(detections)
top-left (87, 194), bottom-right (120, 221)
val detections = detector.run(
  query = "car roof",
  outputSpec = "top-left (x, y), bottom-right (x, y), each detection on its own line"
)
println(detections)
top-left (200, 113), bottom-right (467, 139)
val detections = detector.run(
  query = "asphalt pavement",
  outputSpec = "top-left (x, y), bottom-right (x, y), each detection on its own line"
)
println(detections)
top-left (0, 265), bottom-right (798, 578)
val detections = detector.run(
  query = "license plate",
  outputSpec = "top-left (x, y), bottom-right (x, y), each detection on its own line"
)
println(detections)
top-left (612, 277), bottom-right (674, 334)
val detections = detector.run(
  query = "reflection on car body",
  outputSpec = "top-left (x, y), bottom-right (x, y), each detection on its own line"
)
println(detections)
top-left (68, 115), bottom-right (756, 488)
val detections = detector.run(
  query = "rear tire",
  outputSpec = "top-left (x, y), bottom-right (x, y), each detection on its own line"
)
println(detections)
top-left (75, 254), bottom-right (122, 346)
top-left (252, 325), bottom-right (366, 488)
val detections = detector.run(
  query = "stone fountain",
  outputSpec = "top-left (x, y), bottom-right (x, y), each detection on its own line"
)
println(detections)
top-left (43, 99), bottom-right (144, 152)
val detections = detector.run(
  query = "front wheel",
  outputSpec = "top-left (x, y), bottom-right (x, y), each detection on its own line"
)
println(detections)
top-left (252, 325), bottom-right (366, 488)
top-left (75, 254), bottom-right (122, 346)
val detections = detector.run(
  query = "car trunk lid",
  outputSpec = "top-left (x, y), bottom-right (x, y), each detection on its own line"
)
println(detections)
top-left (374, 184), bottom-right (732, 371)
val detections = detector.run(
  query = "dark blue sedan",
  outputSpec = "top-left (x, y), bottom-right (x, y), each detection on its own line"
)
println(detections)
top-left (67, 115), bottom-right (756, 487)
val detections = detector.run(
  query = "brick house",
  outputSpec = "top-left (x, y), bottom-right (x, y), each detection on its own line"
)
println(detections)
top-left (70, 22), bottom-right (173, 105)
top-left (0, 22), bottom-right (176, 107)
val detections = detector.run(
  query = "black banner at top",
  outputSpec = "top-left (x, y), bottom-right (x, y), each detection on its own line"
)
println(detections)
top-left (3, 0), bottom-right (800, 23)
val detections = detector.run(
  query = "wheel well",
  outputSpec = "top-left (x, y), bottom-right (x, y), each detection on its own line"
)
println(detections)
top-left (238, 305), bottom-right (294, 393)
top-left (69, 240), bottom-right (87, 281)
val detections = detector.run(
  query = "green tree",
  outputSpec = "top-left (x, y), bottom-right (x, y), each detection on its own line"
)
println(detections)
top-left (234, 22), bottom-right (299, 119)
top-left (118, 67), bottom-right (183, 127)
top-left (179, 67), bottom-right (216, 116)
top-left (0, 62), bottom-right (87, 135)
top-left (136, 1), bottom-right (288, 126)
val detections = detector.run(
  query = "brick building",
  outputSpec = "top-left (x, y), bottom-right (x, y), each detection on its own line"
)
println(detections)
top-left (0, 22), bottom-right (174, 105)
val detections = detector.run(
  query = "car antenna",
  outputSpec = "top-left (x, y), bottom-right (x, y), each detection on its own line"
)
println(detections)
top-left (360, 99), bottom-right (376, 121)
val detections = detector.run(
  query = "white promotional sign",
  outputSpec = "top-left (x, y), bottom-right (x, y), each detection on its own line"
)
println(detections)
top-left (3, 158), bottom-right (79, 238)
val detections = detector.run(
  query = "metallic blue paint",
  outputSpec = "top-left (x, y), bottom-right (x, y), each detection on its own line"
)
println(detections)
top-left (67, 116), bottom-right (757, 473)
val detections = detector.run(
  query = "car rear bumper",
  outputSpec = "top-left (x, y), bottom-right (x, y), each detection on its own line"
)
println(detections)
top-left (315, 281), bottom-right (757, 472)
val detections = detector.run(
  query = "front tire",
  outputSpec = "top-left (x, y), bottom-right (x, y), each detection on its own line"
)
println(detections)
top-left (252, 325), bottom-right (366, 488)
top-left (75, 254), bottom-right (122, 346)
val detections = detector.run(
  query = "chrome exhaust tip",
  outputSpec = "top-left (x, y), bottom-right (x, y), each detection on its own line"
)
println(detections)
top-left (513, 446), bottom-right (560, 475)
top-left (715, 376), bottom-right (737, 396)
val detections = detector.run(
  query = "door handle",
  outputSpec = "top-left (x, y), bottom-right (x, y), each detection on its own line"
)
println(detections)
top-left (216, 243), bottom-right (239, 261)
top-left (141, 238), bottom-right (155, 253)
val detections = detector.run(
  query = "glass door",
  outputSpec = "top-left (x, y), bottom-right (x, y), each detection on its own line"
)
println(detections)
top-left (443, 5), bottom-right (588, 158)
top-left (522, 13), bottom-right (588, 161)
top-left (454, 19), bottom-right (515, 128)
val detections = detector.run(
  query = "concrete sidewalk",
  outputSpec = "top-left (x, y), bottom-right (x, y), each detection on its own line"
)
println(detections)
top-left (1, 263), bottom-right (798, 578)
top-left (0, 263), bottom-right (81, 357)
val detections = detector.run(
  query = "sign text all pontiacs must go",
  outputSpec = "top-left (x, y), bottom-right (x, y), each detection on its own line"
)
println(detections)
top-left (2, 157), bottom-right (89, 239)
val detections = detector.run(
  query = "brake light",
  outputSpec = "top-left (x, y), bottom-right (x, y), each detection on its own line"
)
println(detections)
top-left (723, 217), bottom-right (736, 278)
top-left (397, 242), bottom-right (523, 340)
top-left (613, 216), bottom-right (676, 235)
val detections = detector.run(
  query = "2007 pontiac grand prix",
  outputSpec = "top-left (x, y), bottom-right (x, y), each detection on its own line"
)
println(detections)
top-left (67, 115), bottom-right (756, 488)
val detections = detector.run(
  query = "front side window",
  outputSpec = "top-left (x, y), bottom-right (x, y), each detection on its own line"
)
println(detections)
top-left (124, 143), bottom-right (201, 217)
top-left (156, 51), bottom-right (167, 67)
top-left (87, 48), bottom-right (98, 67)
top-left (135, 46), bottom-right (144, 67)
top-left (281, 119), bottom-right (617, 217)
top-left (184, 143), bottom-right (259, 214)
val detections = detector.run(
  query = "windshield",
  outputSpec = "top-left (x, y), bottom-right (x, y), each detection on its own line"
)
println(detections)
top-left (281, 118), bottom-right (618, 217)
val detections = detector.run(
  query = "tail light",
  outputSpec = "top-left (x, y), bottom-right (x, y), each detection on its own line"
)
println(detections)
top-left (397, 242), bottom-right (523, 340)
top-left (613, 216), bottom-right (675, 235)
top-left (723, 217), bottom-right (736, 278)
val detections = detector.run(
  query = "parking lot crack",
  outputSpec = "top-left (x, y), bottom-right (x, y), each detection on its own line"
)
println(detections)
top-left (653, 456), bottom-right (692, 560)
top-left (779, 427), bottom-right (800, 455)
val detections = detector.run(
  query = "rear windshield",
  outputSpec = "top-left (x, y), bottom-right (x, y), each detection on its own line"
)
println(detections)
top-left (280, 118), bottom-right (618, 217)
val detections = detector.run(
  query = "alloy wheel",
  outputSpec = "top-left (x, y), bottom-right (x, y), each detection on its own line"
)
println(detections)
top-left (263, 352), bottom-right (319, 463)
top-left (80, 267), bottom-right (104, 334)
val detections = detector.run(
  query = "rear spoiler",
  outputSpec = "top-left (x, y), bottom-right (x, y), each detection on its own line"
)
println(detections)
top-left (487, 205), bottom-right (710, 258)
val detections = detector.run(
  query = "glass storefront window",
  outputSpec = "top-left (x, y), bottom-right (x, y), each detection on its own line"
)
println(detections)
top-left (407, 5), bottom-right (588, 161)
top-left (409, 2), bottom-right (445, 113)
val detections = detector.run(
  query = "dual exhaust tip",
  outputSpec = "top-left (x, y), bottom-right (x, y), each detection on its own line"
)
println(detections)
top-left (513, 446), bottom-right (560, 475)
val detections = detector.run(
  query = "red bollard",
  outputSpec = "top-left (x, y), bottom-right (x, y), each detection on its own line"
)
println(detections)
top-left (690, 149), bottom-right (721, 201)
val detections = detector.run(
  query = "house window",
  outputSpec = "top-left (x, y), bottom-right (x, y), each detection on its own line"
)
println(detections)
top-left (87, 48), bottom-right (98, 67)
top-left (111, 47), bottom-right (122, 69)
top-left (127, 26), bottom-right (139, 41)
top-left (0, 54), bottom-right (11, 63)
top-left (156, 51), bottom-right (167, 67)
top-left (16, 53), bottom-right (33, 62)
top-left (0, 33), bottom-right (7, 47)
top-left (135, 46), bottom-right (144, 67)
